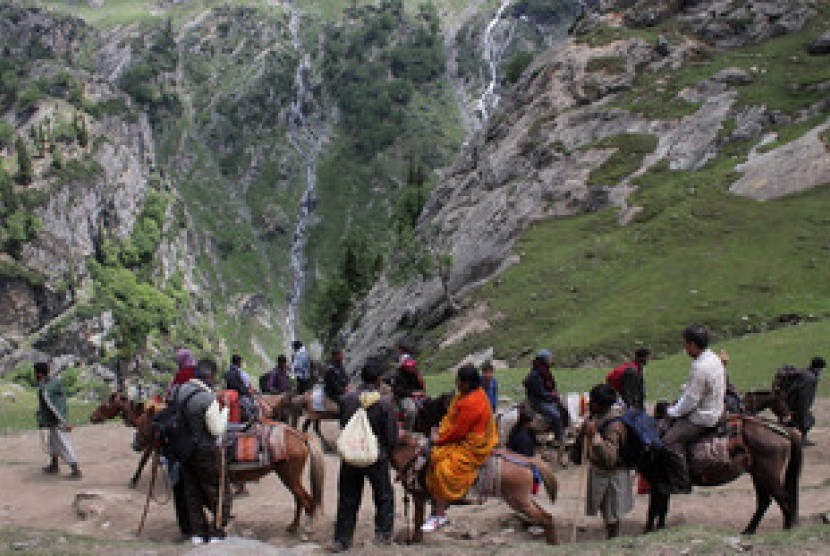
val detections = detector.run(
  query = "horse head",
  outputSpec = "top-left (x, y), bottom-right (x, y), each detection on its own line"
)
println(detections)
top-left (89, 391), bottom-right (129, 423)
top-left (412, 392), bottom-right (454, 435)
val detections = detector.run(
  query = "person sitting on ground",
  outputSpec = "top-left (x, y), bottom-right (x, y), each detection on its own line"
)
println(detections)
top-left (663, 325), bottom-right (725, 494)
top-left (392, 355), bottom-right (425, 430)
top-left (719, 350), bottom-right (743, 414)
top-left (507, 406), bottom-right (537, 458)
top-left (331, 361), bottom-right (398, 552)
top-left (481, 360), bottom-right (499, 414)
top-left (35, 361), bottom-right (82, 480)
top-left (323, 346), bottom-right (350, 411)
top-left (581, 383), bottom-right (634, 539)
top-left (606, 348), bottom-right (649, 411)
top-left (523, 349), bottom-right (565, 446)
top-left (172, 358), bottom-right (231, 545)
top-left (422, 364), bottom-right (498, 532)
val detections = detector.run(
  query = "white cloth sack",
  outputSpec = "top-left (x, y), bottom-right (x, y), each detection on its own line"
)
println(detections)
top-left (337, 406), bottom-right (379, 467)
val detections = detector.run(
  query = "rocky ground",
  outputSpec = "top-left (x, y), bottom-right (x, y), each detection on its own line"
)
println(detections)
top-left (1, 400), bottom-right (829, 555)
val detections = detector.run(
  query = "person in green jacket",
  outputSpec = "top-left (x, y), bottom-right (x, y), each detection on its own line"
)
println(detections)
top-left (35, 362), bottom-right (82, 479)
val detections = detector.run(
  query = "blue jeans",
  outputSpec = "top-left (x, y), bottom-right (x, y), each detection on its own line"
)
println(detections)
top-left (533, 401), bottom-right (564, 443)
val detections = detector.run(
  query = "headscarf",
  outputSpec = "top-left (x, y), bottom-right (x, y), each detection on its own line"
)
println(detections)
top-left (534, 357), bottom-right (556, 392)
top-left (176, 348), bottom-right (196, 370)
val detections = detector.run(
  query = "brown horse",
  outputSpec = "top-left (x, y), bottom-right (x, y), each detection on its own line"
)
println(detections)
top-left (90, 394), bottom-right (325, 533)
top-left (259, 392), bottom-right (339, 452)
top-left (643, 406), bottom-right (802, 535)
top-left (744, 390), bottom-right (790, 423)
top-left (390, 432), bottom-right (559, 544)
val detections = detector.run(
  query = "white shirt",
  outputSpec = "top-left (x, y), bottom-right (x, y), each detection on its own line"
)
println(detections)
top-left (668, 348), bottom-right (726, 427)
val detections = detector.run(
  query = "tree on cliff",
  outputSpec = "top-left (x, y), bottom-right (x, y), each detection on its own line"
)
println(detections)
top-left (15, 136), bottom-right (32, 185)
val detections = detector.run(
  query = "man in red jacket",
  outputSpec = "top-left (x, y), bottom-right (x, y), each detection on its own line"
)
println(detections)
top-left (606, 348), bottom-right (650, 410)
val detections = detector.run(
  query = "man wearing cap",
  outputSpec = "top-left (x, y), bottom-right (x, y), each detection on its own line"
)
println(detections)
top-left (581, 383), bottom-right (634, 539)
top-left (392, 354), bottom-right (425, 430)
top-left (523, 349), bottom-right (565, 446)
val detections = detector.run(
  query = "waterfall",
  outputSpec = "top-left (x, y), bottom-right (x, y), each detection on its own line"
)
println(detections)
top-left (475, 0), bottom-right (516, 124)
top-left (285, 2), bottom-right (320, 348)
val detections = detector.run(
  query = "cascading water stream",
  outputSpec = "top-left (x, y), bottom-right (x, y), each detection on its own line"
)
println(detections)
top-left (285, 2), bottom-right (320, 347)
top-left (475, 0), bottom-right (516, 124)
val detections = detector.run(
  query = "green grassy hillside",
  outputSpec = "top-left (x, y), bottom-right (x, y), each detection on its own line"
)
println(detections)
top-left (423, 3), bottom-right (830, 371)
top-left (426, 319), bottom-right (830, 402)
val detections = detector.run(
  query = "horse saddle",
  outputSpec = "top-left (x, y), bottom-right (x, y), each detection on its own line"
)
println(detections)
top-left (687, 417), bottom-right (750, 486)
top-left (225, 422), bottom-right (283, 469)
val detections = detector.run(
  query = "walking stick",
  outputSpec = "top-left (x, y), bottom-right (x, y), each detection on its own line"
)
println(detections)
top-left (215, 442), bottom-right (226, 531)
top-left (137, 451), bottom-right (160, 535)
top-left (571, 430), bottom-right (590, 543)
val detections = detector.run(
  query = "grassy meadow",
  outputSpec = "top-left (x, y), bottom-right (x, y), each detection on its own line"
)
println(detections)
top-left (426, 319), bottom-right (830, 402)
top-left (0, 385), bottom-right (94, 433)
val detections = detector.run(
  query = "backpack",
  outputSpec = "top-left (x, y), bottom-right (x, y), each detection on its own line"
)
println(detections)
top-left (153, 387), bottom-right (200, 463)
top-left (602, 408), bottom-right (663, 469)
top-left (337, 405), bottom-right (379, 468)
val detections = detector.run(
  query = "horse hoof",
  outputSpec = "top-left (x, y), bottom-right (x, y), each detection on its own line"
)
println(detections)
top-left (286, 524), bottom-right (299, 534)
top-left (128, 480), bottom-right (138, 489)
top-left (741, 529), bottom-right (756, 535)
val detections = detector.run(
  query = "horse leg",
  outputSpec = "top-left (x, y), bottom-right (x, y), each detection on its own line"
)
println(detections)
top-left (130, 448), bottom-right (151, 488)
top-left (744, 475), bottom-right (772, 535)
top-left (411, 494), bottom-right (426, 543)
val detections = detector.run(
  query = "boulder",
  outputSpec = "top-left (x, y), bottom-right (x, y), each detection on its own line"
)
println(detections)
top-left (808, 31), bottom-right (830, 55)
top-left (712, 67), bottom-right (753, 86)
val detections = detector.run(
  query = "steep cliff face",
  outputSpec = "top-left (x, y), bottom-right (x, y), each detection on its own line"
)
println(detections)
top-left (343, 0), bottom-right (830, 369)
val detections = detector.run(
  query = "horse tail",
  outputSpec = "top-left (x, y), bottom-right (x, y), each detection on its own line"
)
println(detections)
top-left (306, 435), bottom-right (325, 516)
top-left (784, 429), bottom-right (803, 526)
top-left (537, 460), bottom-right (558, 503)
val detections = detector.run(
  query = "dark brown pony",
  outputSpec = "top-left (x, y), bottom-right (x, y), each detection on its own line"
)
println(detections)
top-left (90, 394), bottom-right (325, 532)
top-left (391, 432), bottom-right (559, 544)
top-left (743, 390), bottom-right (790, 423)
top-left (644, 402), bottom-right (802, 535)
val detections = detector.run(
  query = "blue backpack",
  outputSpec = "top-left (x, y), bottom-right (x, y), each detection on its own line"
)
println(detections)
top-left (602, 408), bottom-right (663, 469)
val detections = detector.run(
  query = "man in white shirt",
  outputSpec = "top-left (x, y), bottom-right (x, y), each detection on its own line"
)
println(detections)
top-left (664, 325), bottom-right (726, 494)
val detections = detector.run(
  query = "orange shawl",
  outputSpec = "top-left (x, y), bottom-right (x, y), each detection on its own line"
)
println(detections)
top-left (426, 387), bottom-right (498, 502)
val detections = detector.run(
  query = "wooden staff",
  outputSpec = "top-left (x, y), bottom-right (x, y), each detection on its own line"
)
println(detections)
top-left (571, 428), bottom-right (590, 543)
top-left (215, 443), bottom-right (226, 531)
top-left (137, 451), bottom-right (160, 535)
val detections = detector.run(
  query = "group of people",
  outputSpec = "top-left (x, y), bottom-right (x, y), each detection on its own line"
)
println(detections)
top-left (30, 325), bottom-right (823, 548)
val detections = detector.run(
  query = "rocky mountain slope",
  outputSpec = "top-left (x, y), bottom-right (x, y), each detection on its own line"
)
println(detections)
top-left (343, 0), bottom-right (830, 370)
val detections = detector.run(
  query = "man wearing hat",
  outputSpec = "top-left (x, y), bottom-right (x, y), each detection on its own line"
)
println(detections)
top-left (581, 383), bottom-right (634, 539)
top-left (523, 349), bottom-right (565, 446)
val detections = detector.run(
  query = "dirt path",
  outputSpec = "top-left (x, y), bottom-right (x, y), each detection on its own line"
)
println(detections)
top-left (1, 401), bottom-right (829, 553)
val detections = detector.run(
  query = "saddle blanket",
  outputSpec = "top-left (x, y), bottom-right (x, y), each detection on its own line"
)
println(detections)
top-left (688, 417), bottom-right (750, 486)
top-left (225, 423), bottom-right (288, 470)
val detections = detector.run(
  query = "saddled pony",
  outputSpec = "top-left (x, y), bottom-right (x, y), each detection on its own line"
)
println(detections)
top-left (642, 402), bottom-right (802, 535)
top-left (743, 390), bottom-right (790, 423)
top-left (90, 393), bottom-right (325, 533)
top-left (258, 391), bottom-right (339, 452)
top-left (391, 431), bottom-right (560, 544)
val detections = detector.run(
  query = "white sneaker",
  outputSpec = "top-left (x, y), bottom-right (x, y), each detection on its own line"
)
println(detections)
top-left (191, 536), bottom-right (206, 545)
top-left (209, 537), bottom-right (225, 543)
top-left (421, 515), bottom-right (448, 532)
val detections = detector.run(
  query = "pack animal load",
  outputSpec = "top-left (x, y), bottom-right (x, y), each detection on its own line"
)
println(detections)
top-left (688, 417), bottom-right (751, 486)
top-left (601, 408), bottom-right (663, 469)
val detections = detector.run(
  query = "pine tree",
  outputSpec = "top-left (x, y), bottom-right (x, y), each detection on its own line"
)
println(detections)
top-left (15, 136), bottom-right (32, 185)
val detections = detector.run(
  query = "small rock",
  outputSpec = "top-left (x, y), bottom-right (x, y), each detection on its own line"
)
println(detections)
top-left (808, 31), bottom-right (830, 55)
top-left (12, 541), bottom-right (39, 551)
top-left (712, 67), bottom-right (753, 86)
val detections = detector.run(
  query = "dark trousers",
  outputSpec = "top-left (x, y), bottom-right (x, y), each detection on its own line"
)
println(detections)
top-left (663, 418), bottom-right (707, 492)
top-left (181, 446), bottom-right (232, 540)
top-left (173, 472), bottom-right (191, 535)
top-left (334, 459), bottom-right (394, 546)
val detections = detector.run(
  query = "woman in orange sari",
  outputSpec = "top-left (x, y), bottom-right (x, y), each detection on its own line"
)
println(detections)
top-left (422, 364), bottom-right (498, 532)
